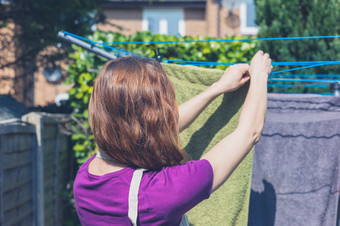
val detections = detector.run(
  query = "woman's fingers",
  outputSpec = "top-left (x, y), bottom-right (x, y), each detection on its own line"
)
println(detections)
top-left (256, 50), bottom-right (264, 55)
top-left (249, 50), bottom-right (272, 77)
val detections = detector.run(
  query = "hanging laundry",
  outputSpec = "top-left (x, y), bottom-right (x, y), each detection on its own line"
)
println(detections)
top-left (162, 63), bottom-right (253, 226)
top-left (249, 94), bottom-right (340, 226)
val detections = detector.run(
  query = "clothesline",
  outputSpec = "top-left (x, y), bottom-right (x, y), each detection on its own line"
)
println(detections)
top-left (268, 84), bottom-right (328, 88)
top-left (164, 59), bottom-right (340, 66)
top-left (63, 31), bottom-right (340, 64)
top-left (59, 31), bottom-right (340, 81)
top-left (269, 74), bottom-right (340, 78)
top-left (63, 31), bottom-right (340, 45)
top-left (268, 78), bottom-right (340, 83)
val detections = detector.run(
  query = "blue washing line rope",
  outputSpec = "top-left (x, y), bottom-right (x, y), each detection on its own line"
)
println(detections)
top-left (62, 31), bottom-right (340, 77)
top-left (270, 74), bottom-right (340, 78)
top-left (268, 78), bottom-right (340, 83)
top-left (98, 34), bottom-right (340, 45)
top-left (275, 93), bottom-right (333, 95)
top-left (268, 84), bottom-right (329, 88)
top-left (99, 43), bottom-right (137, 56)
top-left (64, 31), bottom-right (340, 61)
top-left (271, 63), bottom-right (329, 74)
top-left (167, 60), bottom-right (340, 75)
top-left (164, 59), bottom-right (340, 66)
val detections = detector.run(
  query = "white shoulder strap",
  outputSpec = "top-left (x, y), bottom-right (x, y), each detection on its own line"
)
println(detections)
top-left (128, 168), bottom-right (146, 226)
top-left (128, 168), bottom-right (189, 226)
top-left (179, 214), bottom-right (190, 226)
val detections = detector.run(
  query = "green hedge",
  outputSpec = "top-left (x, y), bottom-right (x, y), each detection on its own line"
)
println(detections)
top-left (255, 0), bottom-right (340, 94)
top-left (65, 31), bottom-right (256, 163)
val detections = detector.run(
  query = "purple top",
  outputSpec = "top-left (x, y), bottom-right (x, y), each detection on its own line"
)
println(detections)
top-left (74, 156), bottom-right (213, 225)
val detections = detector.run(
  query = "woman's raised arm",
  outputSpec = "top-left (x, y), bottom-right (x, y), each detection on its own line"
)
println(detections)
top-left (178, 64), bottom-right (250, 132)
top-left (201, 51), bottom-right (272, 192)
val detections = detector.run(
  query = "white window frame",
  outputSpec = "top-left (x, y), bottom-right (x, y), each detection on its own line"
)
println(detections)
top-left (240, 2), bottom-right (259, 35)
top-left (142, 8), bottom-right (185, 36)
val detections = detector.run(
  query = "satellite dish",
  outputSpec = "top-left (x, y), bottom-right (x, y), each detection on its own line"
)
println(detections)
top-left (43, 65), bottom-right (62, 83)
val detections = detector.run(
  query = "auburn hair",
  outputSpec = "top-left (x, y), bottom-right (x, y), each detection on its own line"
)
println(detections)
top-left (88, 56), bottom-right (185, 170)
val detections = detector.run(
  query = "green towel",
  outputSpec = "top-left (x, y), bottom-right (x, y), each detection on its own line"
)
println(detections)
top-left (162, 63), bottom-right (254, 226)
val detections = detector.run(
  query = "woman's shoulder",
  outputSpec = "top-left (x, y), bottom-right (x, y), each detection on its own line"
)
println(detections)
top-left (75, 155), bottom-right (134, 183)
top-left (140, 159), bottom-right (213, 219)
top-left (77, 155), bottom-right (96, 174)
top-left (144, 159), bottom-right (213, 187)
top-left (158, 159), bottom-right (212, 178)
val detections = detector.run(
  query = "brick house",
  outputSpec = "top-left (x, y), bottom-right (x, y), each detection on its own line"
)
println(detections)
top-left (0, 0), bottom-right (257, 107)
top-left (99, 0), bottom-right (258, 37)
top-left (0, 20), bottom-right (71, 107)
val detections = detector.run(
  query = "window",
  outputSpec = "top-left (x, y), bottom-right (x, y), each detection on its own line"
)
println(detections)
top-left (142, 9), bottom-right (185, 36)
top-left (240, 1), bottom-right (258, 35)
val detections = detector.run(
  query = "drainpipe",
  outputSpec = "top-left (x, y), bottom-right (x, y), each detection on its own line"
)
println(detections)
top-left (217, 0), bottom-right (222, 37)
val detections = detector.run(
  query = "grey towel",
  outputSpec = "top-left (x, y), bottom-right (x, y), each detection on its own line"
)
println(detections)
top-left (249, 94), bottom-right (340, 226)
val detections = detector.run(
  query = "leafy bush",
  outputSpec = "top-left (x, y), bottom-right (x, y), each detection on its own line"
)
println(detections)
top-left (255, 0), bottom-right (340, 93)
top-left (66, 31), bottom-right (256, 163)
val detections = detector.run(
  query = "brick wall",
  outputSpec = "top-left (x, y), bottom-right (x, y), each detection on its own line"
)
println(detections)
top-left (0, 23), bottom-right (34, 106)
top-left (185, 8), bottom-right (206, 36)
top-left (0, 24), bottom-right (17, 98)
top-left (98, 8), bottom-right (143, 35)
top-left (205, 0), bottom-right (220, 37)
top-left (0, 24), bottom-right (71, 107)
top-left (34, 68), bottom-right (72, 107)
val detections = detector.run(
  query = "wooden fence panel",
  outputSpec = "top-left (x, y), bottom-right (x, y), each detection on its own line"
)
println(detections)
top-left (0, 112), bottom-right (71, 226)
top-left (0, 124), bottom-right (36, 226)
top-left (4, 200), bottom-right (32, 226)
top-left (3, 164), bottom-right (32, 193)
top-left (22, 112), bottom-right (72, 226)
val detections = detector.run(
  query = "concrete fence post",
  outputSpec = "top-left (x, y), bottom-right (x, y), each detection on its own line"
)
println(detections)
top-left (22, 112), bottom-right (71, 226)
top-left (22, 113), bottom-right (44, 226)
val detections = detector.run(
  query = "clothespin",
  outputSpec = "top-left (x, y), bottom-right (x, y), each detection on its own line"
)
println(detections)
top-left (153, 48), bottom-right (162, 62)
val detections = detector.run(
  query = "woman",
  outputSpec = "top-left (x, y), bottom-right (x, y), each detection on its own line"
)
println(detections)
top-left (74, 51), bottom-right (272, 225)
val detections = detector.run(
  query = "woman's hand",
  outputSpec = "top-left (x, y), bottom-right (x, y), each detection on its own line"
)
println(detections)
top-left (249, 50), bottom-right (273, 80)
top-left (178, 64), bottom-right (249, 131)
top-left (178, 53), bottom-right (271, 132)
top-left (214, 64), bottom-right (250, 94)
